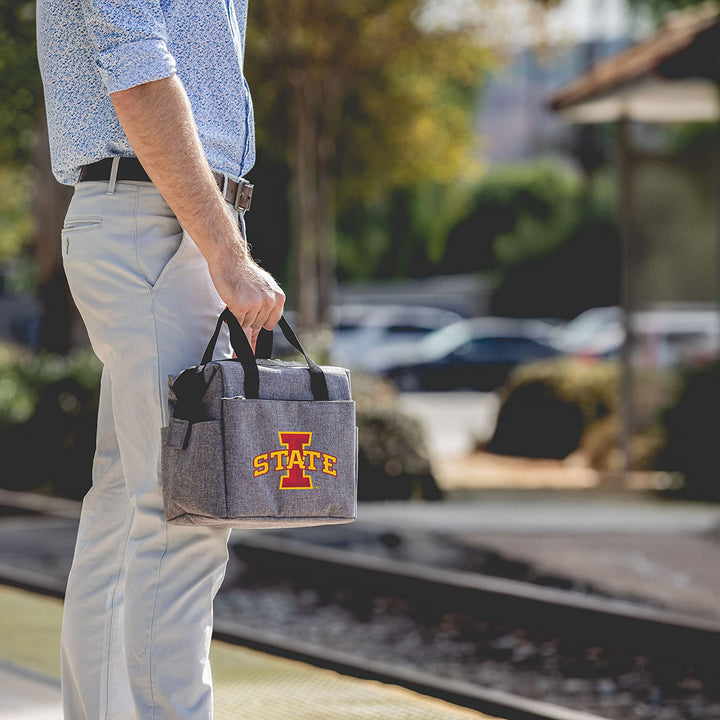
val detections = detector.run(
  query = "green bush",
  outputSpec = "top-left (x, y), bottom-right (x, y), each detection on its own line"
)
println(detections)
top-left (580, 414), bottom-right (666, 473)
top-left (486, 358), bottom-right (619, 460)
top-left (0, 344), bottom-right (101, 427)
top-left (506, 357), bottom-right (619, 422)
top-left (441, 162), bottom-right (620, 319)
top-left (0, 344), bottom-right (101, 497)
top-left (486, 357), bottom-right (684, 475)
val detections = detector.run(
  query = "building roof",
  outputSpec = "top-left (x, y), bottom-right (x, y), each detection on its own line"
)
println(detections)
top-left (550, 3), bottom-right (720, 113)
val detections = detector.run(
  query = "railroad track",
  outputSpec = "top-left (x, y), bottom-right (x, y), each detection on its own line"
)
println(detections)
top-left (228, 530), bottom-right (720, 653)
top-left (3, 489), bottom-right (718, 720)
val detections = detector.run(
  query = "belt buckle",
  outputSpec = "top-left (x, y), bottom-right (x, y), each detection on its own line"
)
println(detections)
top-left (234, 179), bottom-right (253, 214)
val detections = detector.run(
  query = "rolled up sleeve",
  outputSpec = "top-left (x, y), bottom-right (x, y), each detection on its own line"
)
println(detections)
top-left (80, 0), bottom-right (177, 94)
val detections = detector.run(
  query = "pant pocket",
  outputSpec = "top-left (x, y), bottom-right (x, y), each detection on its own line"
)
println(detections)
top-left (63, 216), bottom-right (104, 232)
top-left (135, 216), bottom-right (187, 291)
top-left (61, 216), bottom-right (104, 255)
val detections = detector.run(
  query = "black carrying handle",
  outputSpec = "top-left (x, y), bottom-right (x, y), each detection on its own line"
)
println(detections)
top-left (201, 307), bottom-right (329, 400)
top-left (255, 327), bottom-right (273, 359)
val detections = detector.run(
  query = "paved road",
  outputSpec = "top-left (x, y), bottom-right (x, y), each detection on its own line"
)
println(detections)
top-left (397, 392), bottom-right (500, 457)
top-left (355, 492), bottom-right (720, 534)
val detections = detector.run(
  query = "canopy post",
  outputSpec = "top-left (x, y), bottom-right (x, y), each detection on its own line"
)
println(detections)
top-left (617, 116), bottom-right (634, 478)
top-left (717, 83), bottom-right (720, 325)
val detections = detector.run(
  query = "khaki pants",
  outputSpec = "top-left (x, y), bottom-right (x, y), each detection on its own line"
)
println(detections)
top-left (60, 175), bottom-right (240, 719)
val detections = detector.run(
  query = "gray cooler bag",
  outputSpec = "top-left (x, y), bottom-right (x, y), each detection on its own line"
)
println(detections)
top-left (160, 308), bottom-right (357, 528)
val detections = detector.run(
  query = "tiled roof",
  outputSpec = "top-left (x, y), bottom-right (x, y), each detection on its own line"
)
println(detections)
top-left (550, 4), bottom-right (720, 111)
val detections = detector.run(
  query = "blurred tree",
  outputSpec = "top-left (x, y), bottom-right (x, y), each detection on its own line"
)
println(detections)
top-left (441, 161), bottom-right (583, 276)
top-left (334, 177), bottom-right (478, 281)
top-left (0, 0), bottom-right (40, 165)
top-left (434, 161), bottom-right (621, 318)
top-left (0, 167), bottom-right (33, 264)
top-left (0, 0), bottom-right (74, 353)
top-left (626, 0), bottom-right (710, 21)
top-left (246, 0), bottom-right (490, 331)
top-left (490, 166), bottom-right (621, 319)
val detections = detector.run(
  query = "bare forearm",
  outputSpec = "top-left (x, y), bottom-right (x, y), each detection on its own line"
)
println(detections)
top-left (108, 74), bottom-right (284, 335)
top-left (110, 75), bottom-right (244, 264)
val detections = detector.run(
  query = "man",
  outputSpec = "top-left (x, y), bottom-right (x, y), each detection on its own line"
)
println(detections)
top-left (36, 0), bottom-right (284, 717)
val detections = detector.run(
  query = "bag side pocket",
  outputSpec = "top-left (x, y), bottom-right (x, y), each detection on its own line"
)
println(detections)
top-left (160, 420), bottom-right (227, 522)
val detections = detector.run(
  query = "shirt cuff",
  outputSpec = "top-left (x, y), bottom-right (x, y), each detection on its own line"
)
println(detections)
top-left (96, 37), bottom-right (177, 94)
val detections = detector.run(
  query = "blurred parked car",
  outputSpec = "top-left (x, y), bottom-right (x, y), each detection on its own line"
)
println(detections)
top-left (549, 304), bottom-right (720, 367)
top-left (634, 307), bottom-right (720, 367)
top-left (330, 304), bottom-right (463, 371)
top-left (548, 306), bottom-right (623, 358)
top-left (373, 317), bottom-right (561, 391)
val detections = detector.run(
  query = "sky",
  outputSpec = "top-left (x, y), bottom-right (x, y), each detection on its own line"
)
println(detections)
top-left (419, 0), bottom-right (652, 48)
top-left (547, 0), bottom-right (650, 42)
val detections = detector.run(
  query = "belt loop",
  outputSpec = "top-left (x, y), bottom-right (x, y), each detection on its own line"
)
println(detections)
top-left (106, 156), bottom-right (120, 195)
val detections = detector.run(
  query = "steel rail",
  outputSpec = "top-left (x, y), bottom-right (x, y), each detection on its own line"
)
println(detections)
top-left (228, 532), bottom-right (720, 650)
top-left (3, 489), bottom-right (719, 643)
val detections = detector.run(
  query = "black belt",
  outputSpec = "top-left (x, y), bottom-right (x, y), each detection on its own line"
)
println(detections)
top-left (78, 156), bottom-right (253, 213)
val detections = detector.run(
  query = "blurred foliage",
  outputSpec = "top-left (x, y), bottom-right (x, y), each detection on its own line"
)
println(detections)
top-left (0, 345), bottom-right (101, 498)
top-left (630, 152), bottom-right (717, 305)
top-left (581, 414), bottom-right (666, 474)
top-left (247, 0), bottom-right (488, 205)
top-left (335, 178), bottom-right (478, 281)
top-left (0, 165), bottom-right (35, 285)
top-left (665, 121), bottom-right (719, 153)
top-left (486, 162), bottom-right (585, 268)
top-left (352, 373), bottom-right (442, 500)
top-left (505, 357), bottom-right (620, 423)
top-left (0, 0), bottom-right (41, 165)
top-left (487, 356), bottom-right (695, 480)
top-left (439, 161), bottom-right (620, 318)
top-left (334, 159), bottom-right (621, 297)
top-left (245, 0), bottom-right (490, 305)
top-left (0, 2), bottom-right (41, 290)
top-left (0, 344), bottom-right (101, 426)
top-left (490, 180), bottom-right (620, 318)
top-left (626, 0), bottom-right (712, 22)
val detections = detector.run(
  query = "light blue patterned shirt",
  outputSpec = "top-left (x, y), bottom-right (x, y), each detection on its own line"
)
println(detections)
top-left (36, 0), bottom-right (256, 185)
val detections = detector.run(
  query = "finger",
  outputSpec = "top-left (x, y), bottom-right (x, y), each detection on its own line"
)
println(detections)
top-left (263, 301), bottom-right (284, 331)
top-left (231, 309), bottom-right (249, 327)
top-left (249, 302), bottom-right (274, 330)
top-left (245, 307), bottom-right (266, 331)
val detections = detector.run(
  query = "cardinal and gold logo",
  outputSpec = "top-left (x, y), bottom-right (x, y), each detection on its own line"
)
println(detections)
top-left (252, 432), bottom-right (337, 490)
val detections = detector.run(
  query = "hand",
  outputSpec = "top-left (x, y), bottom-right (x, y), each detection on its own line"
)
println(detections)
top-left (207, 240), bottom-right (285, 349)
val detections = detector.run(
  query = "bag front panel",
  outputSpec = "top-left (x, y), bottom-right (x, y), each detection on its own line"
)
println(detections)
top-left (222, 398), bottom-right (357, 520)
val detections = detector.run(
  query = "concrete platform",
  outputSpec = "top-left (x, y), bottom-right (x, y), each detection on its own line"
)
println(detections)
top-left (0, 585), bottom-right (496, 720)
top-left (0, 664), bottom-right (61, 720)
top-left (353, 492), bottom-right (720, 621)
